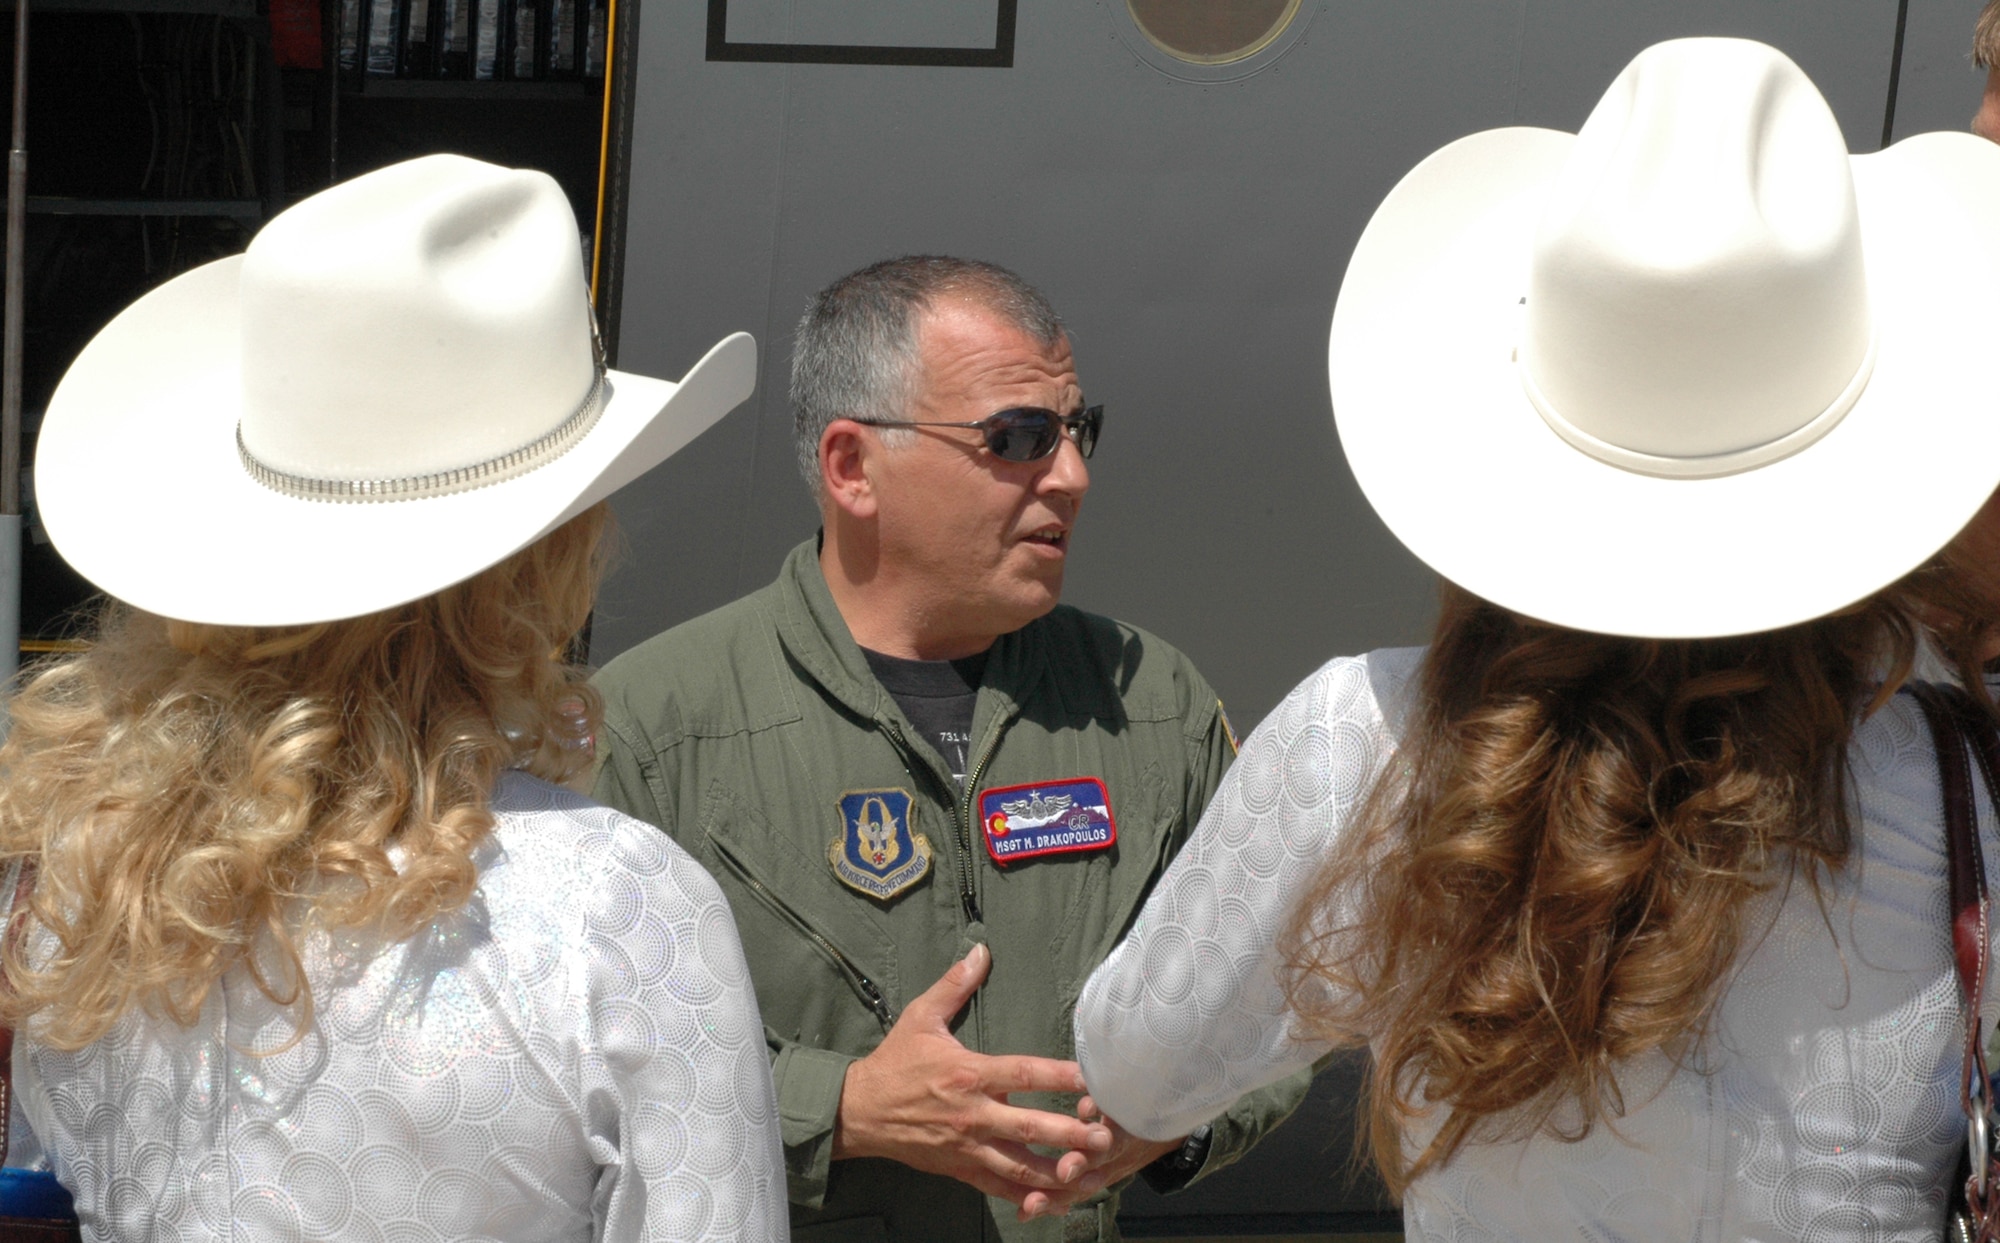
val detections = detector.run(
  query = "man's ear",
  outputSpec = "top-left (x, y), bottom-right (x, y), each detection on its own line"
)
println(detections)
top-left (820, 420), bottom-right (879, 520)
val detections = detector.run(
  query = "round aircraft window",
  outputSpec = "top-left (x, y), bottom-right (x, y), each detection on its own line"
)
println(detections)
top-left (1126, 0), bottom-right (1303, 64)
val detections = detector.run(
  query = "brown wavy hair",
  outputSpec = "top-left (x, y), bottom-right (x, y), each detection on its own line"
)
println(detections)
top-left (0, 503), bottom-right (610, 1050)
top-left (1282, 548), bottom-right (1997, 1193)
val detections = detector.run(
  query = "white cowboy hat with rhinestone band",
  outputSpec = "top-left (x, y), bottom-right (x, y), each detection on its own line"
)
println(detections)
top-left (1330, 37), bottom-right (2000, 638)
top-left (35, 153), bottom-right (755, 627)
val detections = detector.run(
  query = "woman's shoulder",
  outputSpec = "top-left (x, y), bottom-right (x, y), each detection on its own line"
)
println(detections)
top-left (1254, 646), bottom-right (1425, 747)
top-left (1295, 646), bottom-right (1424, 704)
top-left (478, 771), bottom-right (729, 929)
top-left (1848, 683), bottom-right (1954, 787)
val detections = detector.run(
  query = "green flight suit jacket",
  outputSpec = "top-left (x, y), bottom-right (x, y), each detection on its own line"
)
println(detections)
top-left (593, 540), bottom-right (1313, 1242)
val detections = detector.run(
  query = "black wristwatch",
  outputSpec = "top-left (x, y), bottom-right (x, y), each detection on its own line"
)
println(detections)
top-left (1138, 1124), bottom-right (1212, 1194)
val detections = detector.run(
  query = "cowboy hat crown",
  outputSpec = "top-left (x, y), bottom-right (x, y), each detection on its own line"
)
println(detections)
top-left (1329, 37), bottom-right (2000, 638)
top-left (36, 155), bottom-right (756, 626)
top-left (1523, 38), bottom-right (1873, 477)
top-left (239, 154), bottom-right (602, 487)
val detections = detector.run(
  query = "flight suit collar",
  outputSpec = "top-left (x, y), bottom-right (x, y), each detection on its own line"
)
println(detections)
top-left (773, 537), bottom-right (1050, 736)
top-left (774, 537), bottom-right (884, 721)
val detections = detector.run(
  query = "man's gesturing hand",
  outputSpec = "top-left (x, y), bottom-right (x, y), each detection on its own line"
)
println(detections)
top-left (833, 944), bottom-right (1113, 1206)
top-left (1018, 1097), bottom-right (1183, 1220)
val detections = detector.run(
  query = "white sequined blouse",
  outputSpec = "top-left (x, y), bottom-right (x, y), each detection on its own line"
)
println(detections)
top-left (11, 772), bottom-right (787, 1242)
top-left (1076, 648), bottom-right (2000, 1242)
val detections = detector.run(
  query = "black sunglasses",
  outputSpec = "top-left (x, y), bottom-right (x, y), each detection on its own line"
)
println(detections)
top-left (852, 405), bottom-right (1102, 463)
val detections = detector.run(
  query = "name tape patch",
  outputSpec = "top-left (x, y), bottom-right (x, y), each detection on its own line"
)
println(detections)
top-left (979, 777), bottom-right (1117, 866)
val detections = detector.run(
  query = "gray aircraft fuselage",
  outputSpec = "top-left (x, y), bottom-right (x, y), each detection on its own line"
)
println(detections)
top-left (600, 0), bottom-right (1986, 1228)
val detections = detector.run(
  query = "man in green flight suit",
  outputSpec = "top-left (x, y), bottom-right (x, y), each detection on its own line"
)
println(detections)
top-left (593, 256), bottom-right (1313, 1241)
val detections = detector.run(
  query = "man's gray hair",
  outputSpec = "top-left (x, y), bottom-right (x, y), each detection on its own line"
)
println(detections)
top-left (791, 256), bottom-right (1065, 496)
top-left (1980, 0), bottom-right (2000, 68)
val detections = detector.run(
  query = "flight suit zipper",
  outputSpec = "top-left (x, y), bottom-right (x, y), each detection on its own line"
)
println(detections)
top-left (885, 721), bottom-right (1004, 925)
top-left (714, 843), bottom-right (897, 1032)
top-left (954, 735), bottom-right (1003, 920)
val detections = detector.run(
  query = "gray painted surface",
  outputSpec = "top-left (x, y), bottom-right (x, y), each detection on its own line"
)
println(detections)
top-left (600, 0), bottom-right (1991, 1225)
top-left (1895, 0), bottom-right (1990, 139)
top-left (724, 0), bottom-right (1000, 48)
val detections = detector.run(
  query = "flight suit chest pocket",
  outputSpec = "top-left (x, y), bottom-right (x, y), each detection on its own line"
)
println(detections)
top-left (991, 761), bottom-right (1178, 978)
top-left (699, 780), bottom-right (902, 1043)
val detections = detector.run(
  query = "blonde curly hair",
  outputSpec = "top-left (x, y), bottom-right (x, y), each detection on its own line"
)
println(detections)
top-left (0, 503), bottom-right (610, 1050)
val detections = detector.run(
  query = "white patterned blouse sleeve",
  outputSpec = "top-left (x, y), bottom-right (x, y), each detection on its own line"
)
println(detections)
top-left (581, 814), bottom-right (788, 1241)
top-left (1074, 651), bottom-right (1412, 1142)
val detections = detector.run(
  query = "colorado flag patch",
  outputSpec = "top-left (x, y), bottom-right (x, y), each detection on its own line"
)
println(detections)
top-left (979, 777), bottom-right (1117, 866)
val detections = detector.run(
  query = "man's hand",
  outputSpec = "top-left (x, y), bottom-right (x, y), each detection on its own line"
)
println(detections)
top-left (833, 944), bottom-right (1114, 1207)
top-left (1016, 1096), bottom-right (1181, 1221)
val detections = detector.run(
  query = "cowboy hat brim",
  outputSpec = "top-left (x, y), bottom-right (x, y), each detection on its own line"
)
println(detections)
top-left (1329, 128), bottom-right (2000, 639)
top-left (35, 255), bottom-right (756, 626)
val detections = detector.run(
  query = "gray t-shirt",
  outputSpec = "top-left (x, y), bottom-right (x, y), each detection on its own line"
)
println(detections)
top-left (862, 647), bottom-right (988, 785)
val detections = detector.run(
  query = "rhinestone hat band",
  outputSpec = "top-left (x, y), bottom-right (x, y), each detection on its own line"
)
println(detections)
top-left (239, 293), bottom-right (615, 503)
top-left (237, 367), bottom-right (610, 504)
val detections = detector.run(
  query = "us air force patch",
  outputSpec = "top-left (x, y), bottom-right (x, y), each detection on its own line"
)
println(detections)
top-left (979, 777), bottom-right (1117, 866)
top-left (829, 788), bottom-right (933, 900)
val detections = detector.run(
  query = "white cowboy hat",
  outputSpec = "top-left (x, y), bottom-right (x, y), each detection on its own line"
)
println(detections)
top-left (34, 153), bottom-right (755, 627)
top-left (1329, 37), bottom-right (2000, 638)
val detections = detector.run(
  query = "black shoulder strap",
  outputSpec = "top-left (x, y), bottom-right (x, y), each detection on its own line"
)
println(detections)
top-left (1907, 681), bottom-right (2000, 1235)
top-left (1909, 681), bottom-right (1991, 1010)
